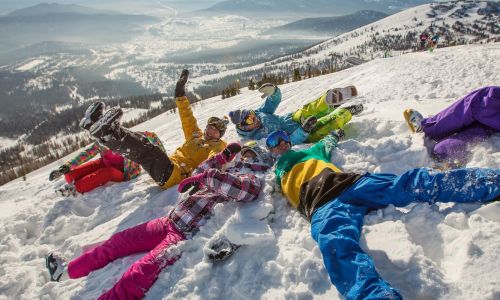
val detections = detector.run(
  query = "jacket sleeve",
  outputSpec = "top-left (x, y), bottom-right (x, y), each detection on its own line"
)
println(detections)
top-left (289, 127), bottom-right (309, 145)
top-left (255, 87), bottom-right (282, 115)
top-left (66, 142), bottom-right (102, 167)
top-left (307, 134), bottom-right (340, 161)
top-left (176, 96), bottom-right (203, 140)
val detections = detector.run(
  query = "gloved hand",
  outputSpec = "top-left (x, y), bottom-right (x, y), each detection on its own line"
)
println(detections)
top-left (301, 116), bottom-right (318, 133)
top-left (222, 143), bottom-right (242, 162)
top-left (205, 236), bottom-right (240, 262)
top-left (49, 164), bottom-right (71, 181)
top-left (331, 129), bottom-right (345, 142)
top-left (258, 83), bottom-right (276, 99)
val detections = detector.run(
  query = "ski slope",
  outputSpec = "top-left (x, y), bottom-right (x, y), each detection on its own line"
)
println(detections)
top-left (0, 43), bottom-right (499, 299)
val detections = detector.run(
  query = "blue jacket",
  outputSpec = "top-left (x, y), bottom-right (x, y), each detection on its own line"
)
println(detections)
top-left (235, 88), bottom-right (308, 144)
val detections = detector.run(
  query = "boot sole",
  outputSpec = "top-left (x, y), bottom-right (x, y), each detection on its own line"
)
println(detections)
top-left (89, 108), bottom-right (123, 136)
top-left (403, 109), bottom-right (417, 133)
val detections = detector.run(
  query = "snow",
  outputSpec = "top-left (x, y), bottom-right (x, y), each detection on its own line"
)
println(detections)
top-left (0, 43), bottom-right (499, 299)
top-left (16, 59), bottom-right (45, 71)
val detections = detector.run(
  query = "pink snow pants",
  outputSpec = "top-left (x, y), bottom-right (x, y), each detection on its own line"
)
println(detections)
top-left (67, 217), bottom-right (186, 299)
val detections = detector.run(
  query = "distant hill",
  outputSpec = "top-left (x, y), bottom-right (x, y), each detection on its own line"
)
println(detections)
top-left (7, 2), bottom-right (117, 16)
top-left (203, 0), bottom-right (432, 16)
top-left (266, 10), bottom-right (388, 36)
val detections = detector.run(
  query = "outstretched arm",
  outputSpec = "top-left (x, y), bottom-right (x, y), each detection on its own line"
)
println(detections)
top-left (256, 86), bottom-right (282, 115)
top-left (176, 96), bottom-right (203, 140)
top-left (307, 130), bottom-right (343, 161)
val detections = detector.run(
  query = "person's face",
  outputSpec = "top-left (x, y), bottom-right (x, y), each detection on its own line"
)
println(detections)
top-left (239, 113), bottom-right (260, 131)
top-left (204, 125), bottom-right (221, 140)
top-left (269, 140), bottom-right (290, 156)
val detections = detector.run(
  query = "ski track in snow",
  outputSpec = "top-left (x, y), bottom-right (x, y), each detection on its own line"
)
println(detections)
top-left (0, 43), bottom-right (499, 300)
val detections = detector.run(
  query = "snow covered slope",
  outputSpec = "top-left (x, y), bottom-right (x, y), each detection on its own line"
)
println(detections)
top-left (0, 43), bottom-right (499, 299)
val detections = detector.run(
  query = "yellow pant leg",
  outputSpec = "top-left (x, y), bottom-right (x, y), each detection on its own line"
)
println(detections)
top-left (291, 91), bottom-right (335, 122)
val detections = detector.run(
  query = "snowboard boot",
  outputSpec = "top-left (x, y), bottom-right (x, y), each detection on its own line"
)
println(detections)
top-left (206, 236), bottom-right (240, 262)
top-left (403, 109), bottom-right (423, 133)
top-left (79, 101), bottom-right (105, 130)
top-left (45, 253), bottom-right (68, 282)
top-left (345, 104), bottom-right (364, 116)
top-left (89, 107), bottom-right (124, 141)
top-left (175, 69), bottom-right (189, 98)
top-left (177, 172), bottom-right (206, 195)
top-left (56, 183), bottom-right (78, 197)
top-left (325, 86), bottom-right (358, 107)
top-left (301, 116), bottom-right (318, 133)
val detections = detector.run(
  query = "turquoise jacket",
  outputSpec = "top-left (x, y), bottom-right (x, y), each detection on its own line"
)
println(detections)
top-left (235, 88), bottom-right (308, 144)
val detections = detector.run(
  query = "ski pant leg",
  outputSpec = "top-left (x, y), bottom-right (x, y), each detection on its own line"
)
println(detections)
top-left (422, 86), bottom-right (500, 140)
top-left (337, 168), bottom-right (500, 209)
top-left (101, 128), bottom-right (174, 185)
top-left (65, 159), bottom-right (104, 183)
top-left (291, 91), bottom-right (336, 122)
top-left (306, 108), bottom-right (352, 142)
top-left (73, 166), bottom-right (124, 193)
top-left (431, 123), bottom-right (491, 165)
top-left (311, 200), bottom-right (402, 300)
top-left (97, 219), bottom-right (186, 300)
top-left (67, 217), bottom-right (172, 279)
top-left (205, 169), bottom-right (261, 202)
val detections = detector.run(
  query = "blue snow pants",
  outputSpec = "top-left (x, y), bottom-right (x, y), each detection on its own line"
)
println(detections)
top-left (310, 167), bottom-right (500, 300)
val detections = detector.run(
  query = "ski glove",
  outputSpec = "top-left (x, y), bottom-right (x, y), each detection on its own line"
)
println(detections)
top-left (205, 236), bottom-right (240, 262)
top-left (49, 164), bottom-right (71, 181)
top-left (222, 143), bottom-right (242, 162)
top-left (258, 83), bottom-right (276, 99)
top-left (330, 129), bottom-right (345, 142)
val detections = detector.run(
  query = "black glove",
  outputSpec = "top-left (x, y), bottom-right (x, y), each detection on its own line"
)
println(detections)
top-left (175, 69), bottom-right (189, 98)
top-left (222, 143), bottom-right (242, 161)
top-left (331, 129), bottom-right (345, 141)
top-left (206, 237), bottom-right (240, 262)
top-left (301, 116), bottom-right (318, 133)
top-left (49, 164), bottom-right (71, 181)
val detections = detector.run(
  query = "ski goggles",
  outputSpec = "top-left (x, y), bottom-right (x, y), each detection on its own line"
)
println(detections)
top-left (242, 110), bottom-right (257, 126)
top-left (266, 130), bottom-right (291, 149)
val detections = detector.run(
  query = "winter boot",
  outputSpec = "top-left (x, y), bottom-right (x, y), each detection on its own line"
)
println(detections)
top-left (89, 107), bottom-right (124, 141)
top-left (45, 253), bottom-right (68, 282)
top-left (175, 69), bottom-right (189, 98)
top-left (177, 172), bottom-right (206, 195)
top-left (56, 183), bottom-right (78, 197)
top-left (301, 116), bottom-right (318, 133)
top-left (325, 86), bottom-right (358, 107)
top-left (345, 104), bottom-right (364, 116)
top-left (79, 101), bottom-right (105, 130)
top-left (403, 108), bottom-right (423, 133)
top-left (205, 236), bottom-right (240, 262)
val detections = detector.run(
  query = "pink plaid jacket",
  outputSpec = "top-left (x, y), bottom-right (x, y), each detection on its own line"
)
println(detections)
top-left (168, 150), bottom-right (270, 234)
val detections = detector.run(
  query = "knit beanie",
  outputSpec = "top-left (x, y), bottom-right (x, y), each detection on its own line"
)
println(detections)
top-left (228, 109), bottom-right (252, 125)
top-left (207, 116), bottom-right (229, 137)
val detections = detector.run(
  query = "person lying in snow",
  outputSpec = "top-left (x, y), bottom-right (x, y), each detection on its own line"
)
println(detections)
top-left (265, 129), bottom-right (500, 300)
top-left (228, 83), bottom-right (364, 145)
top-left (404, 86), bottom-right (500, 168)
top-left (48, 102), bottom-right (143, 196)
top-left (45, 142), bottom-right (274, 299)
top-left (85, 69), bottom-right (229, 189)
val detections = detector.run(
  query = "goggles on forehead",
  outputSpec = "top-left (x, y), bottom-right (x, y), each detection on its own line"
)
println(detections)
top-left (266, 130), bottom-right (291, 149)
top-left (242, 111), bottom-right (256, 126)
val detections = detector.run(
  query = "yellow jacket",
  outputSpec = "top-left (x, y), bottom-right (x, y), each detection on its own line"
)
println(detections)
top-left (162, 96), bottom-right (226, 188)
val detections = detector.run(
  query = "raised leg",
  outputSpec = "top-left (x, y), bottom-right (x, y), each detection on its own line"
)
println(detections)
top-left (422, 86), bottom-right (500, 140)
top-left (306, 108), bottom-right (352, 142)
